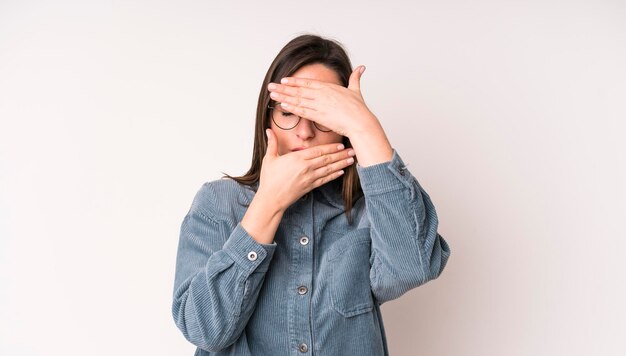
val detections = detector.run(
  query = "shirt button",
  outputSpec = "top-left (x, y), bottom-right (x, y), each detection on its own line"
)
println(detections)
top-left (299, 236), bottom-right (309, 245)
top-left (298, 343), bottom-right (308, 353)
top-left (247, 251), bottom-right (257, 261)
top-left (297, 286), bottom-right (308, 295)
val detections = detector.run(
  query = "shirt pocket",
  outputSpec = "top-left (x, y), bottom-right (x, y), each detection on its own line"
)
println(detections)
top-left (327, 228), bottom-right (374, 317)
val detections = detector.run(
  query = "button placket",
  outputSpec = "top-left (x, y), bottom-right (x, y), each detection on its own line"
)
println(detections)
top-left (289, 208), bottom-right (313, 356)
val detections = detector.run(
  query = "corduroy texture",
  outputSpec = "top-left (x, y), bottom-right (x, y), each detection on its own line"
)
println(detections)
top-left (172, 148), bottom-right (451, 355)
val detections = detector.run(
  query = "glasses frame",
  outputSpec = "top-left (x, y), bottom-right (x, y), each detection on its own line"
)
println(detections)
top-left (267, 102), bottom-right (333, 132)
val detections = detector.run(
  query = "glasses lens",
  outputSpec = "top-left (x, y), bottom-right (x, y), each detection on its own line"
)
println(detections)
top-left (271, 104), bottom-right (299, 129)
top-left (314, 122), bottom-right (332, 132)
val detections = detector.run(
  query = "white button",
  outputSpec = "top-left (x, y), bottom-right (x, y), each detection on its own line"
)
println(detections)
top-left (299, 236), bottom-right (309, 245)
top-left (298, 343), bottom-right (308, 353)
top-left (247, 251), bottom-right (257, 261)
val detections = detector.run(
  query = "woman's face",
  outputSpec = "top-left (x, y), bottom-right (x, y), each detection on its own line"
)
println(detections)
top-left (269, 63), bottom-right (345, 156)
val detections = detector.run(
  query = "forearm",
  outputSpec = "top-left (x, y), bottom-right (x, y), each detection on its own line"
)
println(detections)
top-left (241, 190), bottom-right (285, 244)
top-left (348, 117), bottom-right (394, 167)
top-left (173, 200), bottom-right (277, 351)
top-left (355, 150), bottom-right (451, 303)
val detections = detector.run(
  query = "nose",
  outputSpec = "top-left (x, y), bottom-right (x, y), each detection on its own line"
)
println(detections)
top-left (295, 118), bottom-right (315, 139)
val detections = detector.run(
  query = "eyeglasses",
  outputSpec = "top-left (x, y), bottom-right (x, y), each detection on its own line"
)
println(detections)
top-left (267, 102), bottom-right (332, 132)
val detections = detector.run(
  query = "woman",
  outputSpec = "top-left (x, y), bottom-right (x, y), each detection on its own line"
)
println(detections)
top-left (172, 34), bottom-right (451, 355)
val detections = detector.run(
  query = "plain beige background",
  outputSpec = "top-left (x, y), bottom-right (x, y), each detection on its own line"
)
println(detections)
top-left (1, 0), bottom-right (625, 355)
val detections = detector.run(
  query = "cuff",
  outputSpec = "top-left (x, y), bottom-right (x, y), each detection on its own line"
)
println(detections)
top-left (223, 222), bottom-right (277, 273)
top-left (356, 148), bottom-right (414, 196)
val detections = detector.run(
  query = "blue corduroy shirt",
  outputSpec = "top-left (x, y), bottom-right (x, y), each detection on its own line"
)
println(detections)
top-left (172, 148), bottom-right (451, 355)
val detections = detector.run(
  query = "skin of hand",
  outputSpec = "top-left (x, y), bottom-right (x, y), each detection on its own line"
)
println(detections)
top-left (257, 128), bottom-right (356, 212)
top-left (267, 65), bottom-right (379, 138)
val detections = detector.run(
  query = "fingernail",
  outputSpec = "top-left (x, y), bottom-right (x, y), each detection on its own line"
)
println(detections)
top-left (347, 158), bottom-right (355, 164)
top-left (281, 78), bottom-right (288, 84)
top-left (360, 66), bottom-right (366, 74)
top-left (337, 144), bottom-right (345, 150)
top-left (348, 150), bottom-right (355, 156)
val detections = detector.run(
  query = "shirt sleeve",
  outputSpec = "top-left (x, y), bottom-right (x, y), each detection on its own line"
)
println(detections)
top-left (356, 148), bottom-right (451, 305)
top-left (171, 182), bottom-right (277, 352)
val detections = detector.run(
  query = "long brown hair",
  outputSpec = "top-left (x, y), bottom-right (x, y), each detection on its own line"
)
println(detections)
top-left (223, 34), bottom-right (363, 225)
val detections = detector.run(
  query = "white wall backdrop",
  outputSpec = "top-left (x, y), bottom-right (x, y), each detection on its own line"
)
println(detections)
top-left (1, 1), bottom-right (624, 355)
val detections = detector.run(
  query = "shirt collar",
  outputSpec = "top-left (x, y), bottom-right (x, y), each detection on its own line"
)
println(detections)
top-left (315, 178), bottom-right (345, 210)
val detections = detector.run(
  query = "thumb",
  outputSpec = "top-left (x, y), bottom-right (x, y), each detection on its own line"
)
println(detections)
top-left (348, 65), bottom-right (365, 92)
top-left (265, 128), bottom-right (278, 158)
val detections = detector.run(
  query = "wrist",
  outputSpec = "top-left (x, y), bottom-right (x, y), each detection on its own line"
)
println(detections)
top-left (241, 188), bottom-right (285, 245)
top-left (348, 122), bottom-right (394, 167)
top-left (346, 113), bottom-right (380, 138)
top-left (254, 187), bottom-right (287, 215)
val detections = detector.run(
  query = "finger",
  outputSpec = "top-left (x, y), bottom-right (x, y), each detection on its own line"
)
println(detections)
top-left (297, 142), bottom-right (346, 160)
top-left (308, 148), bottom-right (355, 170)
top-left (268, 83), bottom-right (316, 100)
top-left (310, 154), bottom-right (354, 180)
top-left (280, 76), bottom-right (326, 89)
top-left (311, 167), bottom-right (345, 189)
top-left (265, 128), bottom-right (278, 158)
top-left (279, 102), bottom-right (319, 121)
top-left (348, 65), bottom-right (364, 92)
top-left (270, 92), bottom-right (316, 110)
